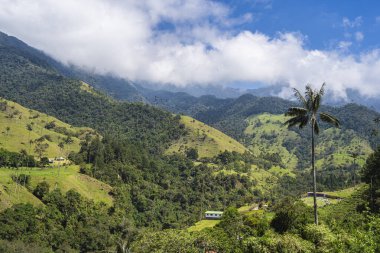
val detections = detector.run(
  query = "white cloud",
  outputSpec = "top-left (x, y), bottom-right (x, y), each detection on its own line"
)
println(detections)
top-left (355, 31), bottom-right (364, 42)
top-left (0, 0), bottom-right (380, 99)
top-left (342, 16), bottom-right (362, 28)
top-left (338, 41), bottom-right (352, 51)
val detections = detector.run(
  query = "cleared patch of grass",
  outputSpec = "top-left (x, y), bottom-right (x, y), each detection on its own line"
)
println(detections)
top-left (268, 166), bottom-right (295, 178)
top-left (301, 186), bottom-right (360, 208)
top-left (0, 98), bottom-right (97, 158)
top-left (324, 185), bottom-right (361, 198)
top-left (187, 219), bottom-right (220, 232)
top-left (167, 115), bottom-right (248, 158)
top-left (0, 165), bottom-right (113, 211)
top-left (238, 205), bottom-right (253, 213)
top-left (301, 197), bottom-right (340, 207)
top-left (0, 177), bottom-right (43, 211)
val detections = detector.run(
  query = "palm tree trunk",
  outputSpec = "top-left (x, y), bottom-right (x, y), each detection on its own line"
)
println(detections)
top-left (353, 158), bottom-right (356, 186)
top-left (311, 124), bottom-right (318, 225)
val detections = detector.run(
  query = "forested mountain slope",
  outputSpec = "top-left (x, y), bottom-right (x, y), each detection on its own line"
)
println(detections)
top-left (0, 31), bottom-right (259, 233)
top-left (0, 32), bottom-right (185, 153)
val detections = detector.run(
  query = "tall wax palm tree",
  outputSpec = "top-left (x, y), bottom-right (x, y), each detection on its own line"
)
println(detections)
top-left (284, 83), bottom-right (340, 225)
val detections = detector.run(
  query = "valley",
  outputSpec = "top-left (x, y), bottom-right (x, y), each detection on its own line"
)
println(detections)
top-left (0, 31), bottom-right (379, 252)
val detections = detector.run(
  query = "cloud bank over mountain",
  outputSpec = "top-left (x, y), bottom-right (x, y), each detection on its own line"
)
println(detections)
top-left (1, 0), bottom-right (380, 99)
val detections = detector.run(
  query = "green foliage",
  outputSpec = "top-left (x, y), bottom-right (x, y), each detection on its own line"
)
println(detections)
top-left (2, 29), bottom-right (380, 253)
top-left (0, 240), bottom-right (52, 253)
top-left (11, 174), bottom-right (31, 187)
top-left (131, 229), bottom-right (201, 253)
top-left (39, 157), bottom-right (50, 167)
top-left (44, 121), bottom-right (56, 130)
top-left (243, 233), bottom-right (314, 253)
top-left (0, 39), bottom-right (185, 155)
top-left (243, 210), bottom-right (270, 237)
top-left (0, 148), bottom-right (36, 167)
top-left (0, 97), bottom-right (94, 158)
top-left (0, 166), bottom-right (113, 210)
top-left (185, 147), bottom-right (198, 160)
top-left (33, 181), bottom-right (50, 199)
top-left (75, 135), bottom-right (256, 228)
top-left (271, 198), bottom-right (313, 234)
top-left (166, 115), bottom-right (247, 158)
top-left (302, 224), bottom-right (338, 252)
top-left (362, 146), bottom-right (380, 212)
top-left (0, 203), bottom-right (42, 241)
top-left (217, 207), bottom-right (244, 238)
top-left (131, 228), bottom-right (236, 253)
top-left (0, 189), bottom-right (118, 252)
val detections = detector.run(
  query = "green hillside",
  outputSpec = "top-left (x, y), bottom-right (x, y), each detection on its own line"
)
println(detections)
top-left (0, 33), bottom-right (186, 154)
top-left (166, 115), bottom-right (248, 158)
top-left (0, 98), bottom-right (96, 158)
top-left (245, 113), bottom-right (299, 171)
top-left (245, 113), bottom-right (372, 172)
top-left (0, 165), bottom-right (112, 211)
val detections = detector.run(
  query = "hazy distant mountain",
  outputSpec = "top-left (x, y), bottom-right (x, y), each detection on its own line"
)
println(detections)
top-left (137, 82), bottom-right (244, 98)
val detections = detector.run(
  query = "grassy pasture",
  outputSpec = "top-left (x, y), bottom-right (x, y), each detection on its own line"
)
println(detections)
top-left (0, 98), bottom-right (96, 158)
top-left (167, 115), bottom-right (248, 158)
top-left (0, 165), bottom-right (113, 211)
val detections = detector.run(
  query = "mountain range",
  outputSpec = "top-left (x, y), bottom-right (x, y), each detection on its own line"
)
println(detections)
top-left (1, 30), bottom-right (380, 252)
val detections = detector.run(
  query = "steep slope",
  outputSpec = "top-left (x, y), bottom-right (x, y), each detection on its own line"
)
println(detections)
top-left (245, 113), bottom-right (372, 171)
top-left (0, 31), bottom-right (261, 231)
top-left (0, 166), bottom-right (113, 211)
top-left (166, 115), bottom-right (248, 158)
top-left (0, 97), bottom-right (96, 158)
top-left (0, 32), bottom-right (185, 153)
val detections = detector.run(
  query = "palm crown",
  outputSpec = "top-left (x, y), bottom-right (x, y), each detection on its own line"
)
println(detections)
top-left (284, 83), bottom-right (340, 133)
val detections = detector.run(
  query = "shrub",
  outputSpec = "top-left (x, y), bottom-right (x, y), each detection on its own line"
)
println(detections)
top-left (33, 181), bottom-right (50, 200)
top-left (44, 121), bottom-right (56, 130)
top-left (270, 198), bottom-right (313, 234)
top-left (11, 174), bottom-right (31, 187)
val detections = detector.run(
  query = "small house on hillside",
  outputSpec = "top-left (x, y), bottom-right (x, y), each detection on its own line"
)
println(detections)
top-left (307, 192), bottom-right (342, 199)
top-left (205, 211), bottom-right (223, 219)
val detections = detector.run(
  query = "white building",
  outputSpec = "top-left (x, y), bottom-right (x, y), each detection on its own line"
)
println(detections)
top-left (205, 211), bottom-right (223, 219)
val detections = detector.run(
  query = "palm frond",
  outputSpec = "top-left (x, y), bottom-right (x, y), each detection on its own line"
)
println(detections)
top-left (305, 84), bottom-right (314, 110)
top-left (293, 88), bottom-right (307, 108)
top-left (284, 115), bottom-right (309, 129)
top-left (299, 115), bottom-right (309, 128)
top-left (320, 112), bottom-right (340, 127)
top-left (285, 107), bottom-right (308, 117)
top-left (305, 84), bottom-right (313, 96)
top-left (319, 83), bottom-right (326, 96)
top-left (313, 93), bottom-right (322, 113)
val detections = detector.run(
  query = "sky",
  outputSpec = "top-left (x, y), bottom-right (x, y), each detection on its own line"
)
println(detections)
top-left (0, 0), bottom-right (380, 99)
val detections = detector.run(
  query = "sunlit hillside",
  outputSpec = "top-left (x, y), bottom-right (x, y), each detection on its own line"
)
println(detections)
top-left (0, 165), bottom-right (112, 211)
top-left (167, 115), bottom-right (249, 158)
top-left (0, 98), bottom-right (97, 158)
